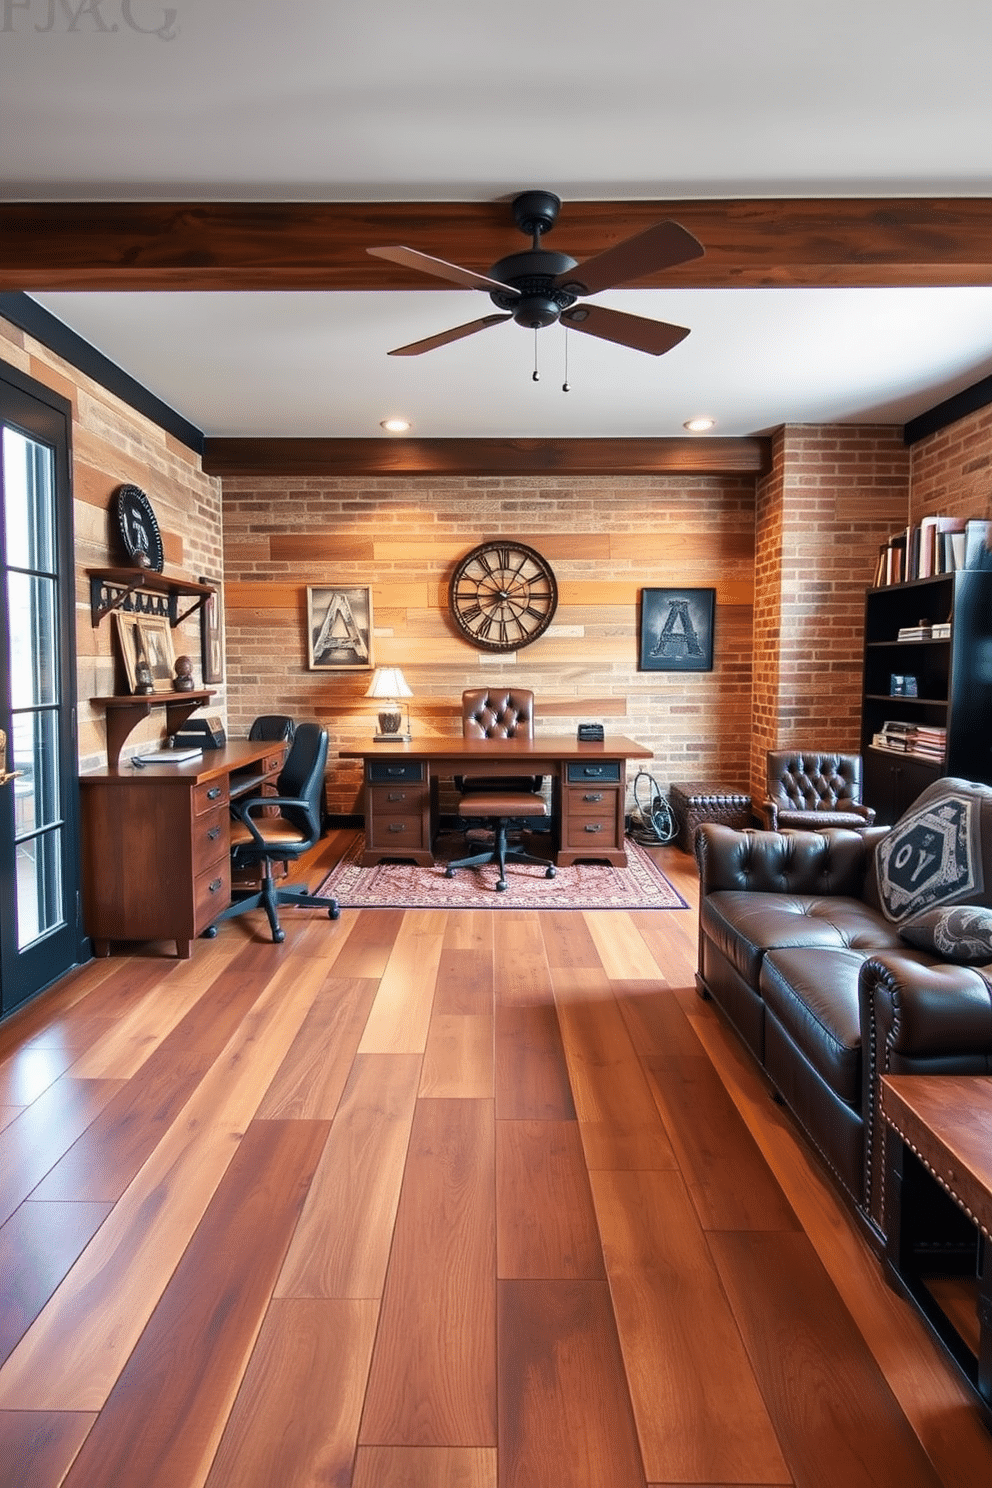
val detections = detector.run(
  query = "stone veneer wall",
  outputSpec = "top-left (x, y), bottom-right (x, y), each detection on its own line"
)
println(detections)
top-left (749, 426), bottom-right (910, 803)
top-left (0, 314), bottom-right (224, 770)
top-left (221, 473), bottom-right (757, 818)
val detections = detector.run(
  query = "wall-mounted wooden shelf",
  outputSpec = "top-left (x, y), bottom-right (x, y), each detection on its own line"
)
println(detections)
top-left (90, 691), bottom-right (214, 768)
top-left (88, 568), bottom-right (215, 627)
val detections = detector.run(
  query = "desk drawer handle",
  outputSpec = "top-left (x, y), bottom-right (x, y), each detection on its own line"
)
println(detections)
top-left (583, 792), bottom-right (604, 802)
top-left (582, 767), bottom-right (605, 777)
top-left (207, 826), bottom-right (221, 841)
top-left (209, 877), bottom-right (224, 894)
top-left (584, 823), bottom-right (603, 833)
top-left (206, 786), bottom-right (222, 800)
top-left (388, 823), bottom-right (406, 833)
top-left (387, 791), bottom-right (406, 802)
top-left (386, 767), bottom-right (406, 777)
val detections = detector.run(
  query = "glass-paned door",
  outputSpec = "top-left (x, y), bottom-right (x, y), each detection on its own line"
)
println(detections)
top-left (0, 364), bottom-right (82, 1016)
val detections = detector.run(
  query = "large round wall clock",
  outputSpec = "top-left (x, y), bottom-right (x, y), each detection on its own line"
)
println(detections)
top-left (449, 540), bottom-right (559, 652)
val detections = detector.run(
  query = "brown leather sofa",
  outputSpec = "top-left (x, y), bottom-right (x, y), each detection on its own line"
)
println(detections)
top-left (695, 777), bottom-right (992, 1244)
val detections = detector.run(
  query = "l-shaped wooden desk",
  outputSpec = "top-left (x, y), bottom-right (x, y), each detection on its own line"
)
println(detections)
top-left (341, 735), bottom-right (653, 868)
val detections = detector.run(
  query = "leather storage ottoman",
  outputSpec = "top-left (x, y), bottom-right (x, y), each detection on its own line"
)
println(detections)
top-left (670, 782), bottom-right (753, 854)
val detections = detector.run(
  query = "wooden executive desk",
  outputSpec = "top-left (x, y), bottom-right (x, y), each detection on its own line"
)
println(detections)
top-left (79, 739), bottom-right (286, 959)
top-left (341, 735), bottom-right (652, 868)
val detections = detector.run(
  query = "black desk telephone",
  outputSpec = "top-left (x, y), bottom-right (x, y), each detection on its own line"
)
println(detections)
top-left (172, 715), bottom-right (226, 750)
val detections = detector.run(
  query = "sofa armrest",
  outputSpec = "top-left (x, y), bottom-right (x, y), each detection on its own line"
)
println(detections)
top-left (694, 822), bottom-right (877, 898)
top-left (859, 952), bottom-right (992, 1234)
top-left (758, 799), bottom-right (779, 830)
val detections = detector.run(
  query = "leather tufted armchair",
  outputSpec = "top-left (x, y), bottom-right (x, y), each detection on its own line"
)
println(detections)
top-left (458, 687), bottom-right (542, 794)
top-left (760, 750), bottom-right (876, 831)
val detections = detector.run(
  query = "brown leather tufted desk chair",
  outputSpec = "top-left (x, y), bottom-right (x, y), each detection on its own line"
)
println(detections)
top-left (444, 687), bottom-right (556, 892)
top-left (760, 750), bottom-right (877, 831)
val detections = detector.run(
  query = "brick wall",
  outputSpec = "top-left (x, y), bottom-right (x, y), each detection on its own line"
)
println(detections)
top-left (910, 403), bottom-right (992, 522)
top-left (750, 426), bottom-right (910, 802)
top-left (221, 473), bottom-right (757, 817)
top-left (0, 315), bottom-right (224, 769)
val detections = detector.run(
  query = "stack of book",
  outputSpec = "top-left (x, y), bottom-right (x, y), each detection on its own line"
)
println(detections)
top-left (897, 622), bottom-right (932, 641)
top-left (871, 720), bottom-right (946, 763)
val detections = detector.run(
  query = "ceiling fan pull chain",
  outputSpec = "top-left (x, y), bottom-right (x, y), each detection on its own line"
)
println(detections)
top-left (532, 328), bottom-right (540, 382)
top-left (562, 326), bottom-right (570, 392)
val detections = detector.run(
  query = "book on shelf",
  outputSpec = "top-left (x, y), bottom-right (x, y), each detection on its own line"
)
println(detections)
top-left (931, 621), bottom-right (951, 639)
top-left (897, 624), bottom-right (932, 641)
top-left (964, 518), bottom-right (992, 570)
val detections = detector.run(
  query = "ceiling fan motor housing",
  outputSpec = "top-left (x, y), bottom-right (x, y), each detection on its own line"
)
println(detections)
top-left (488, 249), bottom-right (579, 327)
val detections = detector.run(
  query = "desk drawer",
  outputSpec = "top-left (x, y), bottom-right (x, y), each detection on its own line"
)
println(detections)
top-left (194, 808), bottom-right (229, 870)
top-left (568, 784), bottom-right (619, 815)
top-left (367, 760), bottom-right (425, 785)
top-left (194, 777), bottom-right (230, 815)
top-left (368, 813), bottom-right (427, 852)
top-left (566, 760), bottom-right (622, 785)
top-left (194, 858), bottom-right (230, 928)
top-left (564, 814), bottom-right (620, 850)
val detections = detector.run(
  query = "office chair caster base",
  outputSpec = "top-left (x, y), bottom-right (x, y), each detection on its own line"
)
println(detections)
top-left (203, 925), bottom-right (218, 938)
top-left (545, 866), bottom-right (556, 878)
top-left (496, 878), bottom-right (507, 892)
top-left (328, 904), bottom-right (341, 920)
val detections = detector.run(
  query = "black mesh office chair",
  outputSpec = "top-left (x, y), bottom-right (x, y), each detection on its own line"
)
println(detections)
top-left (211, 722), bottom-right (340, 941)
top-left (248, 714), bottom-right (296, 743)
top-left (444, 687), bottom-right (556, 893)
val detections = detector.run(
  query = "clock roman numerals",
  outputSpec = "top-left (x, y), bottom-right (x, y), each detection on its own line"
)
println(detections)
top-left (449, 541), bottom-right (559, 653)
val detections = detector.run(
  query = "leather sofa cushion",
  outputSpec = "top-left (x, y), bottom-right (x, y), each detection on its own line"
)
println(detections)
top-left (701, 891), bottom-right (904, 986)
top-left (761, 947), bottom-right (866, 1104)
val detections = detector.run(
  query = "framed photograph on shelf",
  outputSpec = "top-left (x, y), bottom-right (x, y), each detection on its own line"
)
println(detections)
top-left (138, 614), bottom-right (176, 692)
top-left (112, 610), bottom-right (147, 694)
top-left (199, 577), bottom-right (225, 684)
top-left (307, 585), bottom-right (373, 671)
top-left (639, 587), bottom-right (715, 672)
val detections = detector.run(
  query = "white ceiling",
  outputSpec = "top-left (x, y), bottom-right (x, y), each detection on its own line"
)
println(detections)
top-left (5, 1), bottom-right (992, 441)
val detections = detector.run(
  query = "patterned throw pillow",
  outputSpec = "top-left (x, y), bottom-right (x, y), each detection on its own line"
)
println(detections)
top-left (876, 789), bottom-right (984, 923)
top-left (899, 904), bottom-right (992, 965)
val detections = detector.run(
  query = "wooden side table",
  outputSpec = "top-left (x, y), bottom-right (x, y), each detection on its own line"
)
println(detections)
top-left (881, 1074), bottom-right (992, 1422)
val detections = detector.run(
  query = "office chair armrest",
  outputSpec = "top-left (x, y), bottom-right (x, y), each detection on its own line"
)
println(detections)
top-left (230, 793), bottom-right (315, 847)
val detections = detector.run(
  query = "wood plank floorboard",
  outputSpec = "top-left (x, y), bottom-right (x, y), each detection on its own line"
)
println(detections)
top-left (0, 832), bottom-right (989, 1486)
top-left (498, 1277), bottom-right (646, 1488)
top-left (60, 1118), bottom-right (330, 1488)
top-left (0, 1201), bottom-right (112, 1368)
top-left (360, 1096), bottom-right (497, 1446)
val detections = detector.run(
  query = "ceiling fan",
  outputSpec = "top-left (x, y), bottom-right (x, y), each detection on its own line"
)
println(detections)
top-left (367, 190), bottom-right (704, 358)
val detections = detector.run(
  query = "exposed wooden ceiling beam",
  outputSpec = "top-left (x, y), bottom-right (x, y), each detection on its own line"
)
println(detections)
top-left (201, 436), bottom-right (770, 478)
top-left (2, 199), bottom-right (992, 291)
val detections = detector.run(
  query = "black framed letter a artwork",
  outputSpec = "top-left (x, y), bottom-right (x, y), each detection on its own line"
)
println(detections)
top-left (639, 588), bottom-right (715, 672)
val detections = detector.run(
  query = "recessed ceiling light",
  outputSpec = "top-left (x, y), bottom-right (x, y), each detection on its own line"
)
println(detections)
top-left (380, 417), bottom-right (411, 433)
top-left (683, 416), bottom-right (716, 433)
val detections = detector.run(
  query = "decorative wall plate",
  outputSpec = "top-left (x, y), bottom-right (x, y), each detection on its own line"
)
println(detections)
top-left (114, 484), bottom-right (164, 572)
top-left (449, 540), bottom-right (558, 652)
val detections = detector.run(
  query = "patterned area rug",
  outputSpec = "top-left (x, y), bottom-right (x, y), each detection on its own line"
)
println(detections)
top-left (314, 833), bottom-right (688, 911)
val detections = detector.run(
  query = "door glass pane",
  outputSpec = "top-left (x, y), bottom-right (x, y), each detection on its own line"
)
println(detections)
top-left (2, 427), bottom-right (55, 572)
top-left (12, 709), bottom-right (59, 835)
top-left (16, 830), bottom-right (63, 949)
top-left (2, 427), bottom-right (65, 953)
top-left (7, 571), bottom-right (58, 708)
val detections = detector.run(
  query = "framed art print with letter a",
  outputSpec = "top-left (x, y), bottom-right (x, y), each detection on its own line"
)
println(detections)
top-left (639, 587), bottom-right (715, 672)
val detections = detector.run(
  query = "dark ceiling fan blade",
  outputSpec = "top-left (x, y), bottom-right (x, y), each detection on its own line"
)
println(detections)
top-left (368, 245), bottom-right (517, 295)
top-left (387, 313), bottom-right (513, 356)
top-left (560, 304), bottom-right (690, 356)
top-left (555, 221), bottom-right (704, 296)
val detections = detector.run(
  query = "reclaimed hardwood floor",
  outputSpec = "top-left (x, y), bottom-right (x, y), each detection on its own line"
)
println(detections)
top-left (1, 830), bottom-right (990, 1488)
